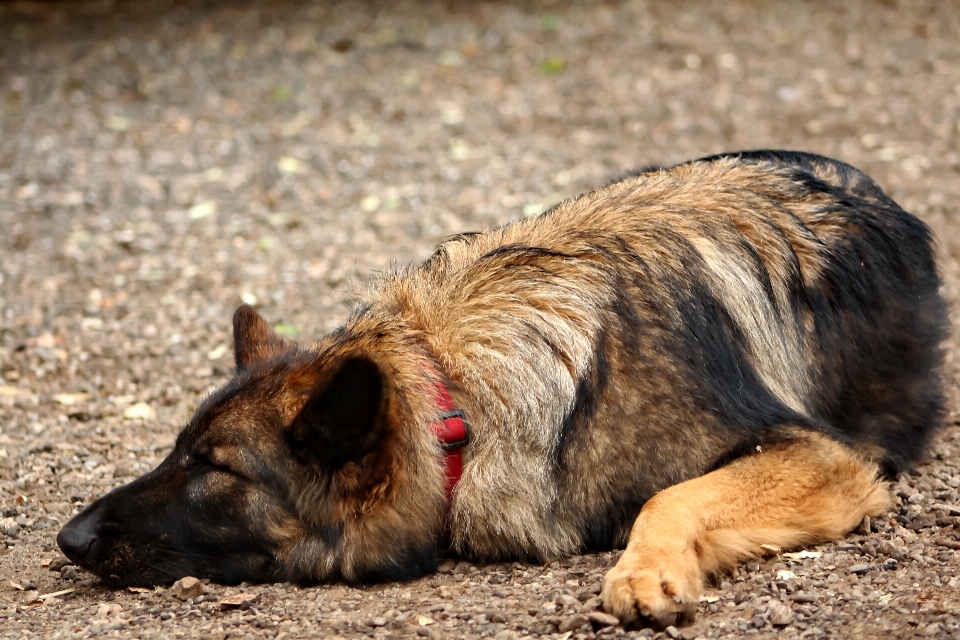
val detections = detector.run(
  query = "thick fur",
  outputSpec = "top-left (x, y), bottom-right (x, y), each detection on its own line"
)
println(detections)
top-left (58, 151), bottom-right (946, 626)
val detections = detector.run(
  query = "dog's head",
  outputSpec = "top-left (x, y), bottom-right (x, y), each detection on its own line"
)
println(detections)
top-left (57, 305), bottom-right (446, 587)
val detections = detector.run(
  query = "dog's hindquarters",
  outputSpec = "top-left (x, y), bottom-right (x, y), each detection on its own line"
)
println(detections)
top-left (782, 154), bottom-right (946, 473)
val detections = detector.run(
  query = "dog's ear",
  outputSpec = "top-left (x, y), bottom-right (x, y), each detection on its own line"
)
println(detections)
top-left (290, 356), bottom-right (384, 467)
top-left (233, 305), bottom-right (294, 373)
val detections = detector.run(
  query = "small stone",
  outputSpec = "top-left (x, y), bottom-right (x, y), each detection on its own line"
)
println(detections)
top-left (906, 517), bottom-right (937, 530)
top-left (856, 515), bottom-right (871, 535)
top-left (22, 590), bottom-right (40, 605)
top-left (437, 560), bottom-right (455, 573)
top-left (0, 517), bottom-right (20, 536)
top-left (277, 157), bottom-right (308, 175)
top-left (559, 614), bottom-right (588, 633)
top-left (791, 593), bottom-right (817, 603)
top-left (48, 555), bottom-right (73, 571)
top-left (588, 611), bottom-right (620, 628)
top-left (370, 617), bottom-right (387, 627)
top-left (170, 576), bottom-right (205, 600)
top-left (123, 402), bottom-right (155, 420)
top-left (60, 566), bottom-right (78, 580)
top-left (216, 593), bottom-right (259, 609)
top-left (96, 602), bottom-right (122, 616)
top-left (877, 540), bottom-right (905, 560)
top-left (679, 628), bottom-right (701, 640)
top-left (556, 593), bottom-right (579, 608)
top-left (849, 563), bottom-right (874, 574)
top-left (768, 600), bottom-right (795, 626)
top-left (664, 625), bottom-right (680, 639)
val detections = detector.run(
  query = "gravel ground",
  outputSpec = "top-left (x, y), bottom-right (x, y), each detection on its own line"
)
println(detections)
top-left (2, 0), bottom-right (960, 638)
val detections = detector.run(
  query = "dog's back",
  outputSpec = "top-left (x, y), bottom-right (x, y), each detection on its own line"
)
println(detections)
top-left (373, 151), bottom-right (946, 559)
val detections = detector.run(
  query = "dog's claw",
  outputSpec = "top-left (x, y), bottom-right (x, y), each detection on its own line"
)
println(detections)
top-left (600, 550), bottom-right (701, 630)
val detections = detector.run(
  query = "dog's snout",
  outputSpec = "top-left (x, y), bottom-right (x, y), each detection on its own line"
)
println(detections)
top-left (57, 516), bottom-right (97, 564)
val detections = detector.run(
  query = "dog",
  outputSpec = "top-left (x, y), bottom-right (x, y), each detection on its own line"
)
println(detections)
top-left (58, 151), bottom-right (947, 628)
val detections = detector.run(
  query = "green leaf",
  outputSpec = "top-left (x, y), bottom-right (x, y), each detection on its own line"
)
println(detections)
top-left (538, 56), bottom-right (567, 75)
top-left (542, 15), bottom-right (561, 31)
top-left (274, 323), bottom-right (300, 338)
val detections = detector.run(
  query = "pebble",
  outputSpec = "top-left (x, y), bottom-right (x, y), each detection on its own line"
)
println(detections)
top-left (170, 576), bottom-right (205, 600)
top-left (768, 600), bottom-right (795, 626)
top-left (96, 603), bottom-right (122, 616)
top-left (588, 611), bottom-right (620, 628)
top-left (556, 593), bottom-right (579, 608)
top-left (559, 613), bottom-right (588, 632)
top-left (216, 593), bottom-right (259, 609)
top-left (48, 555), bottom-right (73, 572)
top-left (0, 517), bottom-right (20, 537)
top-left (849, 563), bottom-right (875, 574)
top-left (437, 560), bottom-right (455, 573)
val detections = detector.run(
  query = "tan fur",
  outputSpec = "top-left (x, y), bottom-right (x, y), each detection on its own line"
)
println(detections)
top-left (601, 430), bottom-right (890, 628)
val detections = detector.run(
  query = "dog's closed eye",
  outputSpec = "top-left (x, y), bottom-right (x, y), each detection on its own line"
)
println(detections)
top-left (189, 453), bottom-right (243, 479)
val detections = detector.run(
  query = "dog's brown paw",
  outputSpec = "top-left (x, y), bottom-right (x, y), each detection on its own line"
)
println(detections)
top-left (600, 549), bottom-right (701, 629)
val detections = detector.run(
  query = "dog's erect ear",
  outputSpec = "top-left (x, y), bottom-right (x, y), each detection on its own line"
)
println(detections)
top-left (291, 356), bottom-right (384, 467)
top-left (233, 305), bottom-right (294, 373)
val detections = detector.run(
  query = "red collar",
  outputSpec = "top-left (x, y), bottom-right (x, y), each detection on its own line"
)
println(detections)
top-left (428, 378), bottom-right (469, 503)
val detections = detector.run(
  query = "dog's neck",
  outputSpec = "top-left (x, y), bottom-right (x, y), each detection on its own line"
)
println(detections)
top-left (427, 376), bottom-right (469, 504)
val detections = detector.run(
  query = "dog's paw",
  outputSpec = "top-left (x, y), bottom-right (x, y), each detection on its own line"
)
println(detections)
top-left (600, 549), bottom-right (701, 629)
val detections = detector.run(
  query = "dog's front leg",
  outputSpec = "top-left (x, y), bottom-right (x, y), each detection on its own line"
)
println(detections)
top-left (601, 429), bottom-right (890, 628)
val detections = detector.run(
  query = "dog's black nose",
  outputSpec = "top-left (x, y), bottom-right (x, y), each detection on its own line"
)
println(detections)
top-left (57, 518), bottom-right (97, 563)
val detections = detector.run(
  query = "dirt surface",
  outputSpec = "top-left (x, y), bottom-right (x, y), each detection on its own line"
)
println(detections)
top-left (2, 0), bottom-right (960, 638)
